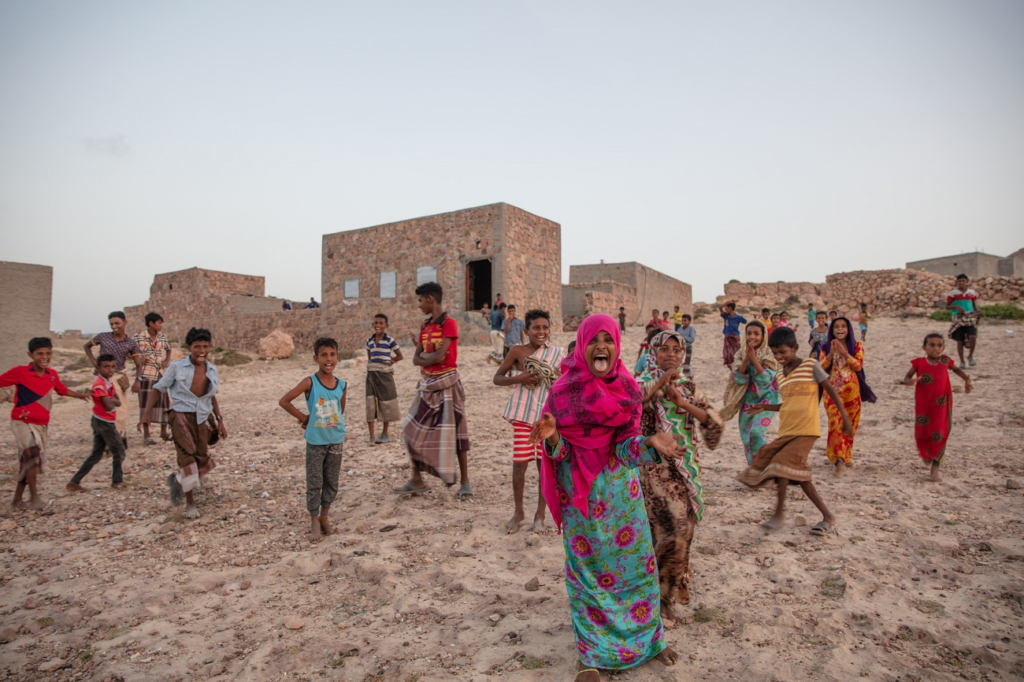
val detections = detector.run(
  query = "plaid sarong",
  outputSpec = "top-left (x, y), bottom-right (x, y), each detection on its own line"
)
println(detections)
top-left (402, 370), bottom-right (470, 485)
top-left (139, 378), bottom-right (170, 425)
top-left (366, 364), bottom-right (402, 423)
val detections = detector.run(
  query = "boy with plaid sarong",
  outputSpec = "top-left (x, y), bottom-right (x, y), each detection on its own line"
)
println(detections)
top-left (395, 282), bottom-right (472, 500)
top-left (133, 312), bottom-right (171, 444)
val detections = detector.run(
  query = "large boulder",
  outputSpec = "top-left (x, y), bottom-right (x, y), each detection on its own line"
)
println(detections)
top-left (258, 330), bottom-right (295, 360)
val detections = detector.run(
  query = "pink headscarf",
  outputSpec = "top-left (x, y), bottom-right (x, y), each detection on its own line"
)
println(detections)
top-left (541, 314), bottom-right (642, 531)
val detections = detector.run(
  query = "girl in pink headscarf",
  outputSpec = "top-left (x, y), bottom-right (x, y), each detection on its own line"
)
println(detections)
top-left (530, 314), bottom-right (682, 681)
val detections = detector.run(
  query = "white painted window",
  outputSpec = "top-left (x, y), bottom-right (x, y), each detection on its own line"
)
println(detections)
top-left (344, 279), bottom-right (360, 298)
top-left (416, 266), bottom-right (437, 286)
top-left (379, 271), bottom-right (397, 298)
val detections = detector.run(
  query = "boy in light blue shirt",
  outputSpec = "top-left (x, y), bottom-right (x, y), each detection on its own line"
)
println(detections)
top-left (679, 314), bottom-right (696, 376)
top-left (279, 337), bottom-right (347, 541)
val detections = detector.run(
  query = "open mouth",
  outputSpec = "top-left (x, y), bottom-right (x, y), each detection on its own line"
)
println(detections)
top-left (593, 352), bottom-right (610, 373)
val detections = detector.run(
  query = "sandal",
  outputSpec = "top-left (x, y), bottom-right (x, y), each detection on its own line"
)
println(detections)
top-left (394, 481), bottom-right (428, 496)
top-left (810, 520), bottom-right (835, 536)
top-left (167, 473), bottom-right (184, 506)
top-left (143, 437), bottom-right (157, 446)
top-left (456, 484), bottom-right (475, 501)
top-left (576, 668), bottom-right (600, 680)
top-left (375, 435), bottom-right (391, 444)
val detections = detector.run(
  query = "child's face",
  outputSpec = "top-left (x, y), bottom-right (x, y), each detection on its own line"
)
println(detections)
top-left (780, 312), bottom-right (789, 321)
top-left (761, 311), bottom-right (770, 319)
top-left (924, 337), bottom-right (944, 358)
top-left (816, 313), bottom-right (827, 326)
top-left (526, 316), bottom-right (550, 346)
top-left (829, 312), bottom-right (837, 320)
top-left (108, 317), bottom-right (126, 335)
top-left (315, 346), bottom-right (339, 374)
top-left (832, 319), bottom-right (849, 339)
top-left (662, 312), bottom-right (669, 319)
top-left (956, 277), bottom-right (969, 289)
top-left (508, 307), bottom-right (517, 318)
top-left (860, 305), bottom-right (867, 312)
top-left (770, 343), bottom-right (798, 365)
top-left (148, 319), bottom-right (163, 333)
top-left (373, 317), bottom-right (388, 334)
top-left (651, 310), bottom-right (659, 318)
top-left (745, 325), bottom-right (764, 347)
top-left (674, 307), bottom-right (680, 312)
top-left (771, 315), bottom-right (780, 325)
top-left (585, 330), bottom-right (617, 378)
top-left (655, 337), bottom-right (683, 372)
top-left (188, 340), bottom-right (211, 363)
top-left (98, 360), bottom-right (116, 379)
top-left (417, 294), bottom-right (435, 315)
top-left (28, 347), bottom-right (52, 370)
top-left (681, 318), bottom-right (690, 328)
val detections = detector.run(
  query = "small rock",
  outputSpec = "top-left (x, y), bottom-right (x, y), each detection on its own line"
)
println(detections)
top-left (37, 659), bottom-right (65, 673)
top-left (23, 597), bottom-right (40, 610)
top-left (284, 617), bottom-right (305, 630)
top-left (1006, 479), bottom-right (1021, 490)
top-left (233, 557), bottom-right (248, 567)
top-left (524, 577), bottom-right (540, 592)
top-left (451, 549), bottom-right (474, 558)
top-left (239, 580), bottom-right (251, 590)
top-left (794, 515), bottom-right (807, 527)
top-left (977, 542), bottom-right (993, 552)
top-left (254, 431), bottom-right (262, 437)
top-left (36, 576), bottom-right (49, 585)
top-left (308, 577), bottom-right (321, 585)
top-left (915, 600), bottom-right (943, 614)
top-left (379, 524), bottom-right (398, 533)
top-left (156, 521), bottom-right (176, 534)
top-left (0, 519), bottom-right (16, 532)
top-left (182, 554), bottom-right (201, 565)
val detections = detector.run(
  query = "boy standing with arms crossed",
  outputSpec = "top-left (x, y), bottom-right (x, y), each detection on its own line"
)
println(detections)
top-left (279, 338), bottom-right (348, 540)
top-left (738, 327), bottom-right (852, 535)
top-left (67, 354), bottom-right (127, 491)
top-left (396, 282), bottom-right (472, 500)
top-left (1, 338), bottom-right (89, 508)
top-left (141, 328), bottom-right (227, 519)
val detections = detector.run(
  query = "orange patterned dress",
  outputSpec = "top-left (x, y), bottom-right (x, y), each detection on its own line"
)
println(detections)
top-left (819, 342), bottom-right (864, 464)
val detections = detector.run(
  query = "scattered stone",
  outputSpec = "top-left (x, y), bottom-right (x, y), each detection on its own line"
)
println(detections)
top-left (524, 577), bottom-right (540, 592)
top-left (36, 576), bottom-right (49, 585)
top-left (821, 577), bottom-right (847, 599)
top-left (1007, 479), bottom-right (1021, 490)
top-left (182, 554), bottom-right (201, 565)
top-left (23, 597), bottom-right (40, 610)
top-left (915, 601), bottom-right (943, 614)
top-left (284, 617), bottom-right (305, 630)
top-left (0, 519), bottom-right (16, 532)
top-left (37, 659), bottom-right (65, 673)
top-left (977, 542), bottom-right (993, 552)
top-left (258, 330), bottom-right (295, 360)
top-left (794, 515), bottom-right (807, 527)
top-left (308, 577), bottom-right (321, 585)
top-left (451, 549), bottom-right (474, 558)
top-left (379, 524), bottom-right (398, 533)
top-left (488, 614), bottom-right (502, 622)
top-left (233, 557), bottom-right (248, 567)
top-left (239, 581), bottom-right (251, 590)
top-left (157, 521), bottom-right (176, 534)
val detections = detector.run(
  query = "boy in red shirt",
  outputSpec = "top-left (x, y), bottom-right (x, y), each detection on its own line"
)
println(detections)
top-left (395, 282), bottom-right (472, 500)
top-left (0, 337), bottom-right (88, 509)
top-left (67, 354), bottom-right (128, 491)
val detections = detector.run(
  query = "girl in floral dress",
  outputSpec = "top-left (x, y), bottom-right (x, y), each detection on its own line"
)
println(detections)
top-left (531, 315), bottom-right (681, 682)
top-left (819, 317), bottom-right (876, 474)
top-left (720, 321), bottom-right (780, 464)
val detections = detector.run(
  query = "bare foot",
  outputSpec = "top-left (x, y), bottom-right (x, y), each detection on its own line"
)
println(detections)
top-left (160, 431), bottom-right (171, 442)
top-left (111, 482), bottom-right (123, 489)
top-left (319, 516), bottom-right (334, 536)
top-left (761, 516), bottom-right (784, 532)
top-left (927, 464), bottom-right (941, 482)
top-left (505, 510), bottom-right (526, 534)
top-left (310, 517), bottom-right (323, 541)
top-left (532, 513), bottom-right (548, 533)
top-left (25, 497), bottom-right (45, 510)
top-left (184, 504), bottom-right (200, 519)
top-left (11, 500), bottom-right (25, 510)
top-left (655, 647), bottom-right (679, 666)
top-left (834, 460), bottom-right (847, 477)
top-left (576, 662), bottom-right (601, 682)
top-left (661, 599), bottom-right (677, 629)
top-left (65, 482), bottom-right (86, 493)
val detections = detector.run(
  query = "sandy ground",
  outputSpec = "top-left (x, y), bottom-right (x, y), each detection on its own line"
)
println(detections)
top-left (1, 317), bottom-right (1022, 682)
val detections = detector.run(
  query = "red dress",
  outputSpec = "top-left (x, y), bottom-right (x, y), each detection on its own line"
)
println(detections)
top-left (911, 355), bottom-right (953, 462)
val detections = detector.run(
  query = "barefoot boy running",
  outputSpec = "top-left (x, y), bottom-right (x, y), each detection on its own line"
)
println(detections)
top-left (738, 327), bottom-right (852, 536)
top-left (67, 355), bottom-right (127, 491)
top-left (493, 309), bottom-right (564, 533)
top-left (0, 338), bottom-right (89, 509)
top-left (141, 327), bottom-right (227, 519)
top-left (279, 338), bottom-right (348, 540)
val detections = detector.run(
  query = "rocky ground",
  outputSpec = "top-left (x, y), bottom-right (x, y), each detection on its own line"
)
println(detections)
top-left (1, 317), bottom-right (1022, 681)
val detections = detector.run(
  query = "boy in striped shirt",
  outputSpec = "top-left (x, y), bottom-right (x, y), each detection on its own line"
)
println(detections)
top-left (493, 309), bottom-right (564, 533)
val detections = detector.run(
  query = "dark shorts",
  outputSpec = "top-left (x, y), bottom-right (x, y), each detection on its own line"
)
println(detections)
top-left (951, 326), bottom-right (977, 343)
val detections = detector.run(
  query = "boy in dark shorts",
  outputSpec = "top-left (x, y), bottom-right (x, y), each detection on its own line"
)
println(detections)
top-left (141, 328), bottom-right (227, 519)
top-left (67, 355), bottom-right (127, 490)
top-left (946, 274), bottom-right (981, 368)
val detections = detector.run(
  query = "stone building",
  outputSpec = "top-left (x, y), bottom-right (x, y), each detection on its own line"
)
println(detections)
top-left (563, 261), bottom-right (691, 329)
top-left (906, 250), bottom-right (1023, 278)
top-left (320, 203), bottom-right (562, 350)
top-left (0, 261), bottom-right (53, 370)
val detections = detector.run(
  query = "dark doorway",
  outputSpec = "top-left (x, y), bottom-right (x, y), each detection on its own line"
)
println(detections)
top-left (466, 259), bottom-right (492, 311)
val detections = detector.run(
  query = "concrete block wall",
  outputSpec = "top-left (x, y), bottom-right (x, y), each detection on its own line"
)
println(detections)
top-left (0, 261), bottom-right (53, 370)
top-left (568, 262), bottom-right (692, 323)
top-left (906, 252), bottom-right (1005, 279)
top-left (562, 281), bottom-right (636, 318)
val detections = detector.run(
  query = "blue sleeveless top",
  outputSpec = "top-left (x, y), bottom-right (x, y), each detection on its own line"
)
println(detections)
top-left (304, 374), bottom-right (347, 445)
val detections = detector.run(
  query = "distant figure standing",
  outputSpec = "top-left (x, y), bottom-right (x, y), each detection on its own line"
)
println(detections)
top-left (719, 302), bottom-right (747, 366)
top-left (503, 304), bottom-right (526, 358)
top-left (494, 293), bottom-right (504, 309)
top-left (946, 274), bottom-right (980, 369)
top-left (307, 297), bottom-right (320, 309)
top-left (672, 305), bottom-right (684, 332)
top-left (282, 301), bottom-right (292, 311)
top-left (132, 312), bottom-right (172, 445)
top-left (618, 306), bottom-right (627, 333)
top-left (487, 303), bottom-right (507, 365)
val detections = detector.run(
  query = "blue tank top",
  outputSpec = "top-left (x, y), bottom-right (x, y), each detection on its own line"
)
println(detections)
top-left (304, 374), bottom-right (346, 445)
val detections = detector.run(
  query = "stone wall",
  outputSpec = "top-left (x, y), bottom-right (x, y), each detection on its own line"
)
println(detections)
top-left (568, 261), bottom-right (691, 323)
top-left (320, 203), bottom-right (561, 352)
top-left (826, 269), bottom-right (1024, 316)
top-left (718, 281), bottom-right (830, 311)
top-left (0, 261), bottom-right (53, 370)
top-left (562, 281), bottom-right (636, 318)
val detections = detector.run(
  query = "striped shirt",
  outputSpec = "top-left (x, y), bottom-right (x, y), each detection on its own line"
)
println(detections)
top-left (366, 334), bottom-right (399, 364)
top-left (777, 358), bottom-right (828, 438)
top-left (502, 344), bottom-right (565, 425)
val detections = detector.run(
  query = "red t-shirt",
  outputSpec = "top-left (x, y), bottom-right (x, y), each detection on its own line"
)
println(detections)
top-left (0, 364), bottom-right (70, 426)
top-left (91, 376), bottom-right (117, 422)
top-left (419, 313), bottom-right (459, 376)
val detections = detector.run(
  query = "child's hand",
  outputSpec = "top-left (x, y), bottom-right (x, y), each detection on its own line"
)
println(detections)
top-left (217, 419), bottom-right (228, 439)
top-left (297, 414), bottom-right (309, 428)
top-left (842, 417), bottom-right (853, 437)
top-left (521, 370), bottom-right (540, 389)
top-left (646, 432), bottom-right (685, 460)
top-left (964, 378), bottom-right (973, 395)
top-left (835, 343), bottom-right (849, 358)
top-left (901, 377), bottom-right (915, 386)
top-left (529, 413), bottom-right (557, 445)
top-left (131, 379), bottom-right (141, 394)
top-left (136, 419), bottom-right (148, 432)
top-left (748, 404), bottom-right (767, 414)
top-left (408, 333), bottom-right (418, 346)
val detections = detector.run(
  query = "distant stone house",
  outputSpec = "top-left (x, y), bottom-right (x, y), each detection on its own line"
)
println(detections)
top-left (907, 250), bottom-right (1023, 279)
top-left (0, 261), bottom-right (53, 371)
top-left (562, 261), bottom-right (692, 329)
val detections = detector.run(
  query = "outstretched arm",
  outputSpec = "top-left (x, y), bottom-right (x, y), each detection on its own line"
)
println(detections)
top-left (949, 364), bottom-right (973, 394)
top-left (278, 377), bottom-right (313, 427)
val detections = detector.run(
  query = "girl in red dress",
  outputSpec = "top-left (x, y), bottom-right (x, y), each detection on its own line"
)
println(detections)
top-left (903, 333), bottom-right (972, 482)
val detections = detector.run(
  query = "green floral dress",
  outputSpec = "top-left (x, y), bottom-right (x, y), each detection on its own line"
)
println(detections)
top-left (547, 435), bottom-right (666, 669)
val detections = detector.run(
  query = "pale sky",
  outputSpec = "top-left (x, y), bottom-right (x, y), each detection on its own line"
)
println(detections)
top-left (1, 1), bottom-right (1022, 332)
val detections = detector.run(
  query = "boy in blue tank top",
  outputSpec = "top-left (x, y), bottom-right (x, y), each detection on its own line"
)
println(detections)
top-left (279, 337), bottom-right (347, 541)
